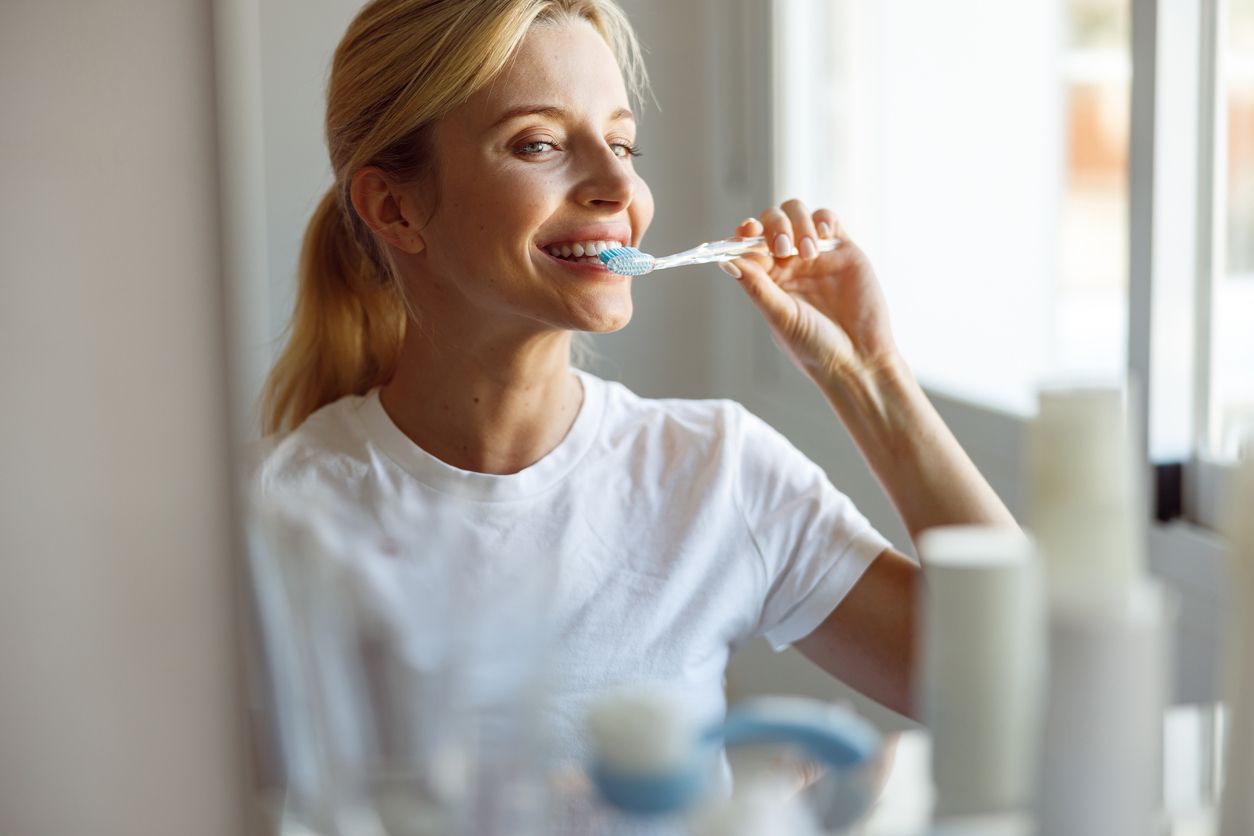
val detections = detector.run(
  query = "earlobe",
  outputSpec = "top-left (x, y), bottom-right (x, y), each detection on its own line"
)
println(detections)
top-left (349, 166), bottom-right (426, 254)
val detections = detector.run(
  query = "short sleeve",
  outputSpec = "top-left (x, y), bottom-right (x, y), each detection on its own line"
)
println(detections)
top-left (732, 407), bottom-right (893, 651)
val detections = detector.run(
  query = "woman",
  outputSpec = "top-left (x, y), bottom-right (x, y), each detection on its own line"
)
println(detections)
top-left (257, 0), bottom-right (1015, 828)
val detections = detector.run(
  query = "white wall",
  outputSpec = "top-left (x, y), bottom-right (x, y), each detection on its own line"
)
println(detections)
top-left (0, 2), bottom-right (251, 835)
top-left (258, 0), bottom-right (367, 354)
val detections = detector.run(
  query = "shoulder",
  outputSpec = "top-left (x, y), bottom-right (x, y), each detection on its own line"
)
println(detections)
top-left (581, 373), bottom-right (799, 481)
top-left (251, 391), bottom-right (377, 495)
top-left (589, 372), bottom-right (754, 449)
top-left (589, 374), bottom-right (821, 494)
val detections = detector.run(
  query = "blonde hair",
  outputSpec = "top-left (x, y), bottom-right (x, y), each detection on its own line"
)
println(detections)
top-left (261, 0), bottom-right (647, 435)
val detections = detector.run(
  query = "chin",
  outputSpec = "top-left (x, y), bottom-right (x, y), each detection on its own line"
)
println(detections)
top-left (585, 314), bottom-right (632, 334)
top-left (567, 288), bottom-right (633, 333)
top-left (576, 306), bottom-right (633, 334)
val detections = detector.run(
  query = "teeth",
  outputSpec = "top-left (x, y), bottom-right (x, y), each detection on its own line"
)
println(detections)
top-left (544, 239), bottom-right (625, 259)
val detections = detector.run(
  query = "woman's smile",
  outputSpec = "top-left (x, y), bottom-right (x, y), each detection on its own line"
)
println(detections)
top-left (535, 223), bottom-right (632, 279)
top-left (538, 246), bottom-right (630, 281)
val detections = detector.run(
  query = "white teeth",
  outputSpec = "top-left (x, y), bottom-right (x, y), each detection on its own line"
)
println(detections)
top-left (545, 239), bottom-right (626, 259)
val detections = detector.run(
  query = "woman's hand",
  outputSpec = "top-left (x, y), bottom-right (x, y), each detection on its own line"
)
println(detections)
top-left (725, 201), bottom-right (899, 387)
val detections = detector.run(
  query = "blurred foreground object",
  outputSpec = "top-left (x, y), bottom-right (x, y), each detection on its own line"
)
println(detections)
top-left (585, 686), bottom-right (880, 832)
top-left (1218, 444), bottom-right (1254, 835)
top-left (917, 526), bottom-right (1043, 823)
top-left (1030, 386), bottom-right (1172, 836)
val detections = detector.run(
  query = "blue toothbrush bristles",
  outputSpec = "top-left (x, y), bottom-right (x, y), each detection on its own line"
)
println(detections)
top-left (599, 246), bottom-right (656, 276)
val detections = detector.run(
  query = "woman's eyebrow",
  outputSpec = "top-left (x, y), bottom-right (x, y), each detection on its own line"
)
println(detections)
top-left (488, 104), bottom-right (635, 130)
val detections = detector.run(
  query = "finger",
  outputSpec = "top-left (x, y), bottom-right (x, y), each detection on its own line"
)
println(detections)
top-left (758, 207), bottom-right (795, 260)
top-left (735, 216), bottom-right (764, 237)
top-left (811, 207), bottom-right (849, 242)
top-left (725, 256), bottom-right (795, 327)
top-left (781, 198), bottom-right (821, 261)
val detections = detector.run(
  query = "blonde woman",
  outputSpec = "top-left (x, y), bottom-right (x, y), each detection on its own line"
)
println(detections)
top-left (257, 0), bottom-right (1015, 827)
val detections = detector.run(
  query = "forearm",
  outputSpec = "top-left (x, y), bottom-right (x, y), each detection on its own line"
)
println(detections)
top-left (817, 352), bottom-right (1017, 543)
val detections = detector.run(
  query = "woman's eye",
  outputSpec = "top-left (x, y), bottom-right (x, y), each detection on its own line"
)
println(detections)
top-left (611, 142), bottom-right (643, 159)
top-left (516, 140), bottom-right (556, 156)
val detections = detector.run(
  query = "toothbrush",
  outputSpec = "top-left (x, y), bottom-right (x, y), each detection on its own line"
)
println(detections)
top-left (598, 234), bottom-right (842, 277)
top-left (584, 690), bottom-right (879, 817)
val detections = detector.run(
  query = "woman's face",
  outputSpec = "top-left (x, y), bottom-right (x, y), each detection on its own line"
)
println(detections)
top-left (412, 19), bottom-right (653, 336)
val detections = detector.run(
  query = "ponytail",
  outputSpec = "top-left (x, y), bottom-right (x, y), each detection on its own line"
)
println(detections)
top-left (260, 188), bottom-right (405, 435)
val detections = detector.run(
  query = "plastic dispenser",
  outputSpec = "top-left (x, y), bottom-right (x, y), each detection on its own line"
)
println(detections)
top-left (917, 525), bottom-right (1042, 834)
top-left (1029, 386), bottom-right (1171, 836)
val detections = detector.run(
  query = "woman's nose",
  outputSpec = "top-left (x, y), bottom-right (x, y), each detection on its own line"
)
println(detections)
top-left (574, 146), bottom-right (635, 210)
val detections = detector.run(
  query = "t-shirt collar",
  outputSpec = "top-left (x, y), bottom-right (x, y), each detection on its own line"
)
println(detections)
top-left (357, 368), bottom-right (604, 502)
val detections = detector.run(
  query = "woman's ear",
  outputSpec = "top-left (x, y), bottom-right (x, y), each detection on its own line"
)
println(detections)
top-left (349, 166), bottom-right (427, 254)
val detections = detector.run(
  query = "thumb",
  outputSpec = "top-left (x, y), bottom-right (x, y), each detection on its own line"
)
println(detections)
top-left (725, 257), bottom-right (796, 329)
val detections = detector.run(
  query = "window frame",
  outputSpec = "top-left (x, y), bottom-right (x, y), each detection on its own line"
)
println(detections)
top-left (1185, 0), bottom-right (1245, 532)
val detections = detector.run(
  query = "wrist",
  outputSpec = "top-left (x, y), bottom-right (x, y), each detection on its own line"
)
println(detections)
top-left (817, 348), bottom-right (930, 460)
top-left (818, 346), bottom-right (915, 411)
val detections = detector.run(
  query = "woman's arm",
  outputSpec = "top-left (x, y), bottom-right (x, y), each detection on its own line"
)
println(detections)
top-left (725, 202), bottom-right (1017, 717)
top-left (726, 204), bottom-right (1015, 535)
top-left (814, 352), bottom-right (1017, 538)
top-left (793, 546), bottom-right (920, 718)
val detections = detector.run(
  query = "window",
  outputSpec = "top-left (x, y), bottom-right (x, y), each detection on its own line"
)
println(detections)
top-left (1210, 0), bottom-right (1254, 459)
top-left (774, 0), bottom-right (1133, 414)
top-left (1189, 0), bottom-right (1254, 529)
top-left (1058, 0), bottom-right (1130, 386)
top-left (774, 0), bottom-right (1252, 501)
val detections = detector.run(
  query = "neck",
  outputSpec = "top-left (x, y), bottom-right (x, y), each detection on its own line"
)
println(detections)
top-left (379, 323), bottom-right (584, 475)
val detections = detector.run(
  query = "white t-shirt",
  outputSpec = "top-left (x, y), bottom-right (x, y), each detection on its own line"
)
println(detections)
top-left (255, 368), bottom-right (891, 833)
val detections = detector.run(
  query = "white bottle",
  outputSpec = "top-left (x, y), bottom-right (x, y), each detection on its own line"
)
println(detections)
top-left (1030, 386), bottom-right (1171, 836)
top-left (1218, 447), bottom-right (1254, 836)
top-left (917, 525), bottom-right (1043, 821)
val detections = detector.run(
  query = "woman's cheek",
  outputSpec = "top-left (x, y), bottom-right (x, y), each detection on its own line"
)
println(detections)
top-left (629, 171), bottom-right (654, 246)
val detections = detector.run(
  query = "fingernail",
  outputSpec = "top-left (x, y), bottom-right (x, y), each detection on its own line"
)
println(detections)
top-left (817, 222), bottom-right (832, 239)
top-left (719, 261), bottom-right (741, 278)
top-left (774, 233), bottom-right (792, 257)
top-left (741, 218), bottom-right (758, 228)
top-left (799, 236), bottom-right (818, 259)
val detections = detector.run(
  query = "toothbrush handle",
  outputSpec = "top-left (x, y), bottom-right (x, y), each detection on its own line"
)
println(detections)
top-left (653, 235), bottom-right (840, 270)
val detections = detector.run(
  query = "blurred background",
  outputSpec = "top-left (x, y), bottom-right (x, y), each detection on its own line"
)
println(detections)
top-left (2, 0), bottom-right (1251, 834)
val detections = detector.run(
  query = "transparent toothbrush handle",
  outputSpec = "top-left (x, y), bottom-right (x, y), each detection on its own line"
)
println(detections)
top-left (653, 235), bottom-right (840, 270)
